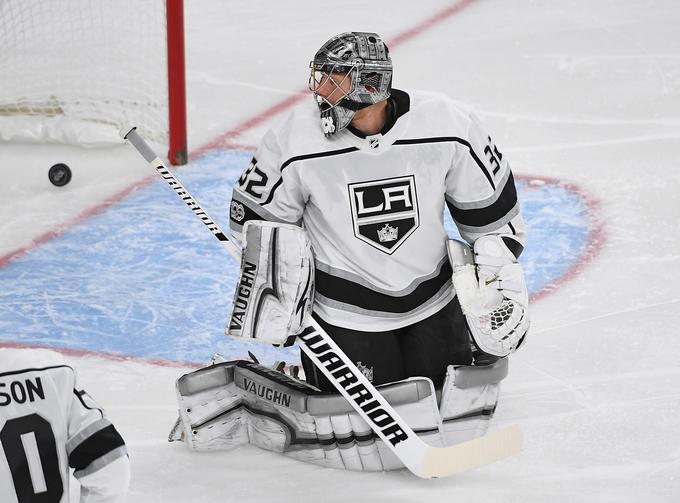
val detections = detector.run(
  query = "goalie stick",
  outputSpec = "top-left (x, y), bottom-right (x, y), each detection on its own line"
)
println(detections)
top-left (120, 125), bottom-right (522, 478)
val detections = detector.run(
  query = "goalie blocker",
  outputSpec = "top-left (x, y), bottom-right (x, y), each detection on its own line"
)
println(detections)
top-left (169, 358), bottom-right (508, 472)
top-left (227, 221), bottom-right (314, 345)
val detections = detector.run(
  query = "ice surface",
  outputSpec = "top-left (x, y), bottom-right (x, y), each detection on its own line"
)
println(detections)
top-left (1, 0), bottom-right (679, 501)
top-left (0, 156), bottom-right (590, 365)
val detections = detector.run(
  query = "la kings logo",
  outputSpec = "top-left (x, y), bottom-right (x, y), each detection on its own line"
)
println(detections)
top-left (348, 175), bottom-right (419, 254)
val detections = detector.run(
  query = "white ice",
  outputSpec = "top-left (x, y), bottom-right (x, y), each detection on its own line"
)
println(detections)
top-left (2, 0), bottom-right (680, 501)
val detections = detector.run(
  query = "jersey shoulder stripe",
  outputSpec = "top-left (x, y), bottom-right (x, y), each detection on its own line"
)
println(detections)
top-left (72, 389), bottom-right (104, 418)
top-left (279, 146), bottom-right (360, 173)
top-left (0, 364), bottom-right (73, 379)
top-left (262, 146), bottom-right (360, 205)
top-left (394, 137), bottom-right (495, 189)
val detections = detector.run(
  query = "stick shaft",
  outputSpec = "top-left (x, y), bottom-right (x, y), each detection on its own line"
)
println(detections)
top-left (123, 127), bottom-right (240, 257)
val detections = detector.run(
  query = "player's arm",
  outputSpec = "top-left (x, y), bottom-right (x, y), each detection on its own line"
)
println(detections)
top-left (229, 128), bottom-right (307, 245)
top-left (445, 112), bottom-right (529, 358)
top-left (66, 371), bottom-right (130, 503)
top-left (227, 130), bottom-right (312, 345)
top-left (445, 111), bottom-right (526, 253)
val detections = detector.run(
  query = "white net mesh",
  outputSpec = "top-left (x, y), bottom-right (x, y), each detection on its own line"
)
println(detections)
top-left (0, 0), bottom-right (169, 146)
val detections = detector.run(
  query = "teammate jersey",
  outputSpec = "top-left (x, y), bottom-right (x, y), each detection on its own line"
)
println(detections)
top-left (229, 89), bottom-right (526, 331)
top-left (0, 348), bottom-right (129, 503)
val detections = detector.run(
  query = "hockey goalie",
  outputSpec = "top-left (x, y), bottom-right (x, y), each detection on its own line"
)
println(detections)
top-left (169, 31), bottom-right (530, 472)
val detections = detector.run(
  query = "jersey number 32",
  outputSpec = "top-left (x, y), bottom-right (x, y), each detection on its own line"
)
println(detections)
top-left (238, 157), bottom-right (269, 199)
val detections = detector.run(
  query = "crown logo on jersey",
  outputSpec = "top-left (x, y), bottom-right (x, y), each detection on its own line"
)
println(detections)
top-left (377, 223), bottom-right (398, 242)
top-left (356, 361), bottom-right (374, 382)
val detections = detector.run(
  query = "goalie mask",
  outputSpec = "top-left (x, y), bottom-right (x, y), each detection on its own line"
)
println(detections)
top-left (309, 32), bottom-right (392, 137)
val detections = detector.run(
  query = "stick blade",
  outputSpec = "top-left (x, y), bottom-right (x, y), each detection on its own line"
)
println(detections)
top-left (418, 424), bottom-right (522, 478)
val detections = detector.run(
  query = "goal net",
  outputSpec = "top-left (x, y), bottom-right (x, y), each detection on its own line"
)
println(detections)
top-left (0, 0), bottom-right (187, 164)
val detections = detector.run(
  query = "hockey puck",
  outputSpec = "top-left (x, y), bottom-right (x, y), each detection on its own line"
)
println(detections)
top-left (48, 163), bottom-right (72, 187)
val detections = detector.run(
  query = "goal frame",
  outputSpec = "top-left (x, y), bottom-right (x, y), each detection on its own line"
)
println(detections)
top-left (166, 0), bottom-right (188, 165)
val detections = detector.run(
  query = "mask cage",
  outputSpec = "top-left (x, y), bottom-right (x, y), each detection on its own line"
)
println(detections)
top-left (308, 61), bottom-right (358, 112)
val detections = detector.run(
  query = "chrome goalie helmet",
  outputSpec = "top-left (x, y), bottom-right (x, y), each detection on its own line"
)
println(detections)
top-left (309, 32), bottom-right (392, 137)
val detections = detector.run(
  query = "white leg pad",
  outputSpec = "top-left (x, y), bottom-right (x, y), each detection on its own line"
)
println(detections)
top-left (175, 364), bottom-right (248, 451)
top-left (348, 414), bottom-right (383, 471)
top-left (173, 361), bottom-right (447, 472)
top-left (439, 359), bottom-right (509, 446)
top-left (330, 414), bottom-right (363, 471)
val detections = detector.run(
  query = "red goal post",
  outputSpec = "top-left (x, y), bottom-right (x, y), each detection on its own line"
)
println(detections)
top-left (166, 0), bottom-right (187, 165)
top-left (0, 0), bottom-right (188, 165)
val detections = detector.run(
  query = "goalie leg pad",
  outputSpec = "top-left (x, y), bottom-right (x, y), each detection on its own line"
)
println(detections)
top-left (307, 377), bottom-right (443, 471)
top-left (439, 358), bottom-right (509, 446)
top-left (174, 363), bottom-right (249, 451)
top-left (227, 221), bottom-right (314, 345)
top-left (172, 361), bottom-right (442, 472)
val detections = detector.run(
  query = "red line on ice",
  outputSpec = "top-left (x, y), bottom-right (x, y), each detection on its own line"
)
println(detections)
top-left (0, 340), bottom-right (201, 369)
top-left (0, 174), bottom-right (157, 269)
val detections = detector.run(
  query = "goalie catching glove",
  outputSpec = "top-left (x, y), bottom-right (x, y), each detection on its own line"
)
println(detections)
top-left (226, 221), bottom-right (314, 345)
top-left (447, 236), bottom-right (530, 357)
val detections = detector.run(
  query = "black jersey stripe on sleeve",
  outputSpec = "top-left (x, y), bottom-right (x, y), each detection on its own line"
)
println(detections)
top-left (68, 424), bottom-right (126, 471)
top-left (446, 171), bottom-right (518, 228)
top-left (394, 137), bottom-right (495, 190)
top-left (261, 147), bottom-right (360, 206)
top-left (314, 261), bottom-right (452, 314)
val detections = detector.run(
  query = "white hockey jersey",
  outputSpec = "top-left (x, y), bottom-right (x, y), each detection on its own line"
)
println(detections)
top-left (230, 89), bottom-right (526, 331)
top-left (0, 348), bottom-right (130, 503)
